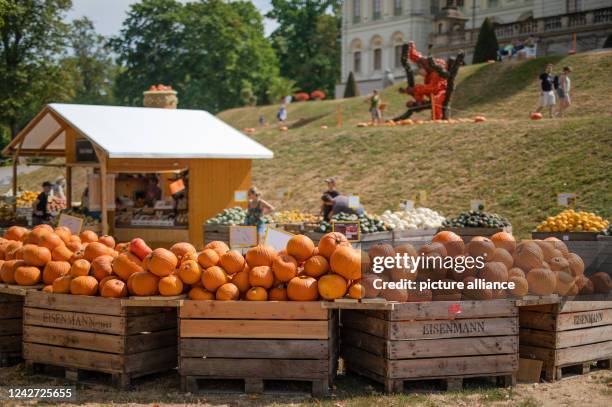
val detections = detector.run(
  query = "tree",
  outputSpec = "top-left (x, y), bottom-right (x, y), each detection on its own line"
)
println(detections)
top-left (266, 77), bottom-right (297, 103)
top-left (267, 0), bottom-right (341, 96)
top-left (64, 17), bottom-right (116, 105)
top-left (343, 71), bottom-right (359, 98)
top-left (0, 0), bottom-right (75, 138)
top-left (472, 18), bottom-right (499, 64)
top-left (111, 0), bottom-right (278, 112)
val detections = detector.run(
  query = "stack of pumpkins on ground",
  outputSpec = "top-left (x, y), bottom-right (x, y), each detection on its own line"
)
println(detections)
top-left (0, 225), bottom-right (364, 300)
top-left (360, 231), bottom-right (611, 301)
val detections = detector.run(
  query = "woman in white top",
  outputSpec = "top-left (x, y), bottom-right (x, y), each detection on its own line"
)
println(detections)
top-left (557, 66), bottom-right (572, 117)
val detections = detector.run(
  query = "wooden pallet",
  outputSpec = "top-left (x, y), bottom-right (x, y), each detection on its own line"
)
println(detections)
top-left (341, 300), bottom-right (519, 393)
top-left (179, 301), bottom-right (338, 397)
top-left (22, 291), bottom-right (178, 388)
top-left (519, 300), bottom-right (612, 381)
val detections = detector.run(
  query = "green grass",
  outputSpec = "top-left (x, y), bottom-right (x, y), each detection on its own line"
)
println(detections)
top-left (217, 51), bottom-right (612, 238)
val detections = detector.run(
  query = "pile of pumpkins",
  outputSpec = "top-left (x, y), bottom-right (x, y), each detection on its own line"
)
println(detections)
top-left (360, 231), bottom-right (611, 301)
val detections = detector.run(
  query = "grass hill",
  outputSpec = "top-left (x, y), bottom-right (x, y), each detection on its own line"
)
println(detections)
top-left (218, 51), bottom-right (612, 237)
top-left (5, 51), bottom-right (611, 238)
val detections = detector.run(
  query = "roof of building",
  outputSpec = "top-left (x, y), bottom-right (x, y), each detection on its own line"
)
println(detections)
top-left (3, 103), bottom-right (273, 160)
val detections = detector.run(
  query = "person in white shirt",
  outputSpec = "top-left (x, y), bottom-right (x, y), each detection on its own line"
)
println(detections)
top-left (556, 66), bottom-right (572, 117)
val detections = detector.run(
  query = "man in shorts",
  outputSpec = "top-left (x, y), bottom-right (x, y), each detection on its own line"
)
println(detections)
top-left (534, 63), bottom-right (556, 118)
top-left (369, 89), bottom-right (382, 125)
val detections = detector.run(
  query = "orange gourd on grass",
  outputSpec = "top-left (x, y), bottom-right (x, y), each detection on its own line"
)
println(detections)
top-left (147, 248), bottom-right (178, 277)
top-left (272, 254), bottom-right (298, 282)
top-left (70, 276), bottom-right (98, 296)
top-left (42, 261), bottom-right (71, 285)
top-left (219, 250), bottom-right (245, 275)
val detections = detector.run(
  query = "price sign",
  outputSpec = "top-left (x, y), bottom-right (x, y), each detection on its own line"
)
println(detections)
top-left (418, 190), bottom-right (428, 206)
top-left (229, 226), bottom-right (258, 248)
top-left (332, 221), bottom-right (360, 242)
top-left (400, 200), bottom-right (414, 210)
top-left (58, 213), bottom-right (84, 235)
top-left (348, 195), bottom-right (360, 209)
top-left (264, 226), bottom-right (294, 251)
top-left (234, 190), bottom-right (248, 202)
top-left (470, 200), bottom-right (485, 211)
top-left (557, 193), bottom-right (577, 207)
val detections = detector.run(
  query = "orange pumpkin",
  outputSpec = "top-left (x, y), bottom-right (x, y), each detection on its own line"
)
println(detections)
top-left (147, 248), bottom-right (178, 277)
top-left (24, 227), bottom-right (50, 245)
top-left (318, 274), bottom-right (348, 300)
top-left (189, 286), bottom-right (215, 300)
top-left (432, 231), bottom-right (464, 257)
top-left (70, 275), bottom-right (99, 296)
top-left (466, 237), bottom-right (495, 259)
top-left (303, 255), bottom-right (329, 278)
top-left (158, 275), bottom-right (184, 296)
top-left (4, 226), bottom-right (28, 241)
top-left (381, 287), bottom-right (408, 302)
top-left (112, 252), bottom-right (143, 281)
top-left (22, 244), bottom-right (51, 267)
top-left (508, 267), bottom-right (526, 279)
top-left (128, 271), bottom-right (160, 296)
top-left (487, 248), bottom-right (513, 269)
top-left (231, 269), bottom-right (251, 293)
top-left (98, 275), bottom-right (118, 293)
top-left (0, 260), bottom-right (25, 284)
top-left (268, 286), bottom-right (288, 301)
top-left (98, 235), bottom-right (116, 249)
top-left (170, 242), bottom-right (197, 260)
top-left (219, 250), bottom-right (245, 275)
top-left (84, 242), bottom-right (112, 262)
top-left (419, 242), bottom-right (447, 258)
top-left (216, 283), bottom-right (239, 300)
top-left (576, 275), bottom-right (594, 295)
top-left (318, 232), bottom-right (349, 259)
top-left (590, 272), bottom-right (611, 294)
top-left (490, 232), bottom-right (516, 254)
top-left (549, 256), bottom-right (570, 273)
top-left (330, 246), bottom-right (361, 280)
top-left (479, 261), bottom-right (508, 283)
top-left (178, 260), bottom-right (202, 284)
top-left (39, 233), bottom-right (65, 251)
top-left (201, 266), bottom-right (229, 292)
top-left (287, 276), bottom-right (318, 301)
top-left (70, 259), bottom-right (91, 277)
top-left (527, 268), bottom-right (556, 295)
top-left (91, 255), bottom-right (114, 281)
top-left (80, 230), bottom-right (98, 243)
top-left (197, 249), bottom-right (220, 268)
top-left (348, 282), bottom-right (365, 299)
top-left (52, 245), bottom-right (73, 262)
top-left (533, 241), bottom-right (559, 262)
top-left (566, 253), bottom-right (584, 277)
top-left (245, 245), bottom-right (276, 268)
top-left (286, 235), bottom-right (315, 262)
top-left (249, 266), bottom-right (274, 289)
top-left (42, 261), bottom-right (71, 285)
top-left (54, 227), bottom-right (72, 244)
top-left (462, 276), bottom-right (493, 300)
top-left (544, 237), bottom-right (569, 257)
top-left (42, 285), bottom-right (53, 293)
top-left (246, 286), bottom-right (268, 301)
top-left (272, 254), bottom-right (298, 282)
top-left (361, 273), bottom-right (382, 298)
top-left (101, 279), bottom-right (128, 298)
top-left (3, 241), bottom-right (23, 260)
top-left (509, 276), bottom-right (529, 297)
top-left (204, 241), bottom-right (230, 257)
top-left (556, 271), bottom-right (576, 296)
top-left (513, 242), bottom-right (544, 271)
top-left (52, 275), bottom-right (73, 294)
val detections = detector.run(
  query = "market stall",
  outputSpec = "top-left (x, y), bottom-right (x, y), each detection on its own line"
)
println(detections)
top-left (2, 102), bottom-right (273, 248)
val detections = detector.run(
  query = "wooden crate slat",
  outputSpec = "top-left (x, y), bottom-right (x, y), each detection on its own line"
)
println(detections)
top-left (388, 354), bottom-right (518, 379)
top-left (0, 302), bottom-right (23, 319)
top-left (519, 310), bottom-right (556, 330)
top-left (180, 319), bottom-right (329, 339)
top-left (125, 329), bottom-right (177, 354)
top-left (24, 307), bottom-right (125, 335)
top-left (124, 346), bottom-right (178, 375)
top-left (383, 300), bottom-right (517, 320)
top-left (391, 317), bottom-right (517, 340)
top-left (26, 292), bottom-right (125, 316)
top-left (23, 343), bottom-right (124, 373)
top-left (180, 358), bottom-right (328, 379)
top-left (1, 319), bottom-right (23, 335)
top-left (521, 301), bottom-right (612, 313)
top-left (126, 310), bottom-right (177, 334)
top-left (23, 325), bottom-right (124, 353)
top-left (342, 345), bottom-right (387, 376)
top-left (341, 312), bottom-right (389, 338)
top-left (180, 300), bottom-right (327, 320)
top-left (519, 328), bottom-right (556, 348)
top-left (180, 338), bottom-right (328, 359)
top-left (556, 325), bottom-right (612, 348)
top-left (556, 308), bottom-right (612, 331)
top-left (555, 341), bottom-right (612, 366)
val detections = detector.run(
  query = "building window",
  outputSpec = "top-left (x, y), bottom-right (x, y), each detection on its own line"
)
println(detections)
top-left (394, 0), bottom-right (402, 16)
top-left (456, 0), bottom-right (464, 6)
top-left (567, 0), bottom-right (582, 13)
top-left (488, 0), bottom-right (499, 8)
top-left (372, 0), bottom-right (381, 20)
top-left (438, 23), bottom-right (443, 34)
top-left (394, 45), bottom-right (403, 68)
top-left (354, 51), bottom-right (362, 73)
top-left (373, 48), bottom-right (382, 70)
top-left (353, 0), bottom-right (361, 23)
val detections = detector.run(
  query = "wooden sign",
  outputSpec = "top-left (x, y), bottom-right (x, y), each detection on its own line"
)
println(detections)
top-left (58, 213), bottom-right (84, 235)
top-left (418, 190), bottom-right (427, 206)
top-left (263, 226), bottom-right (294, 251)
top-left (400, 199), bottom-right (414, 210)
top-left (229, 226), bottom-right (258, 248)
top-left (557, 193), bottom-right (577, 207)
top-left (234, 190), bottom-right (247, 202)
top-left (332, 221), bottom-right (360, 242)
top-left (470, 200), bottom-right (485, 211)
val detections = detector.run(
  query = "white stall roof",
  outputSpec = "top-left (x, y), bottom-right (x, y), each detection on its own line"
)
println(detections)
top-left (3, 103), bottom-right (273, 159)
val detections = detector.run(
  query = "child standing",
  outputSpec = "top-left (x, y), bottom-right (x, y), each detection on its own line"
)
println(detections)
top-left (556, 66), bottom-right (572, 117)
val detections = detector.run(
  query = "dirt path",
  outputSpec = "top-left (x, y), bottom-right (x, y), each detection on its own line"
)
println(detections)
top-left (0, 362), bottom-right (610, 406)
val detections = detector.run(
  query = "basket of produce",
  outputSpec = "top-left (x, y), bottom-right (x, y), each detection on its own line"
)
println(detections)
top-left (440, 210), bottom-right (512, 240)
top-left (533, 210), bottom-right (609, 241)
top-left (380, 207), bottom-right (445, 243)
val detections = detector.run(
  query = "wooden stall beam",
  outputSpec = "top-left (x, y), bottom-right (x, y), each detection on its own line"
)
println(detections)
top-left (94, 147), bottom-right (109, 235)
top-left (39, 126), bottom-right (65, 151)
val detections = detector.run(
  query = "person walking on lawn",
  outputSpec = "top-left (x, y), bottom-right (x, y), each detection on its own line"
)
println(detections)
top-left (534, 63), bottom-right (556, 118)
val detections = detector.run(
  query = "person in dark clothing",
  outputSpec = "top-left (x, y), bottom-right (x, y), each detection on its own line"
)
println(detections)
top-left (534, 63), bottom-right (556, 118)
top-left (321, 177), bottom-right (340, 220)
top-left (32, 181), bottom-right (53, 225)
top-left (321, 193), bottom-right (364, 222)
top-left (144, 177), bottom-right (162, 207)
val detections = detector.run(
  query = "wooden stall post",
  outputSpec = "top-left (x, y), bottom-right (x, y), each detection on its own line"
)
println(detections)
top-left (95, 148), bottom-right (109, 235)
top-left (66, 166), bottom-right (72, 208)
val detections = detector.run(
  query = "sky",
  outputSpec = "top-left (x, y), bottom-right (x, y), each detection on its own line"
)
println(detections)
top-left (65, 0), bottom-right (278, 38)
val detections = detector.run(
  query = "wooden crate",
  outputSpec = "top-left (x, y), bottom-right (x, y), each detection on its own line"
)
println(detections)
top-left (392, 228), bottom-right (438, 244)
top-left (203, 223), bottom-right (230, 245)
top-left (519, 299), bottom-right (612, 381)
top-left (23, 291), bottom-right (178, 388)
top-left (0, 292), bottom-right (23, 366)
top-left (597, 236), bottom-right (612, 274)
top-left (179, 301), bottom-right (338, 396)
top-left (531, 231), bottom-right (600, 241)
top-left (342, 300), bottom-right (519, 392)
top-left (439, 226), bottom-right (512, 242)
